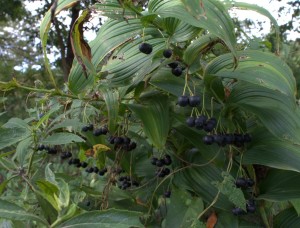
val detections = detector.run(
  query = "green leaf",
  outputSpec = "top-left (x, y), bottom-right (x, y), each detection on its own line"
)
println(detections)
top-left (258, 170), bottom-right (300, 201)
top-left (51, 204), bottom-right (79, 227)
top-left (212, 172), bottom-right (246, 211)
top-left (48, 118), bottom-right (84, 132)
top-left (0, 128), bottom-right (30, 150)
top-left (102, 37), bottom-right (165, 87)
top-left (0, 176), bottom-right (17, 196)
top-left (127, 95), bottom-right (170, 149)
top-left (103, 90), bottom-right (119, 134)
top-left (290, 199), bottom-right (300, 216)
top-left (0, 199), bottom-right (48, 225)
top-left (227, 83), bottom-right (300, 143)
top-left (164, 188), bottom-right (204, 228)
top-left (243, 128), bottom-right (300, 173)
top-left (40, 0), bottom-right (79, 87)
top-left (205, 50), bottom-right (296, 97)
top-left (36, 180), bottom-right (60, 211)
top-left (57, 209), bottom-right (143, 228)
top-left (45, 163), bottom-right (57, 185)
top-left (57, 178), bottom-right (70, 209)
top-left (93, 0), bottom-right (139, 20)
top-left (149, 0), bottom-right (237, 57)
top-left (183, 34), bottom-right (219, 65)
top-left (274, 208), bottom-right (300, 228)
top-left (41, 133), bottom-right (85, 145)
top-left (15, 138), bottom-right (32, 166)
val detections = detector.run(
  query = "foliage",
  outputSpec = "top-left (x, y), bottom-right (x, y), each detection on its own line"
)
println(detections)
top-left (1, 0), bottom-right (300, 227)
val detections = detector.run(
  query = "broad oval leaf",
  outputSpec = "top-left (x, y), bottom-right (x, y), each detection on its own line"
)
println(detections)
top-left (204, 50), bottom-right (296, 97)
top-left (127, 95), bottom-right (170, 149)
top-left (41, 133), bottom-right (85, 145)
top-left (274, 208), bottom-right (300, 228)
top-left (57, 209), bottom-right (143, 228)
top-left (243, 128), bottom-right (300, 173)
top-left (0, 199), bottom-right (48, 225)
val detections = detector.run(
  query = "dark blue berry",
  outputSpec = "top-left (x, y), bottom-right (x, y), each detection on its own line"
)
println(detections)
top-left (186, 116), bottom-right (195, 127)
top-left (163, 49), bottom-right (172, 58)
top-left (235, 177), bottom-right (247, 188)
top-left (178, 96), bottom-right (189, 107)
top-left (188, 96), bottom-right (201, 107)
top-left (203, 135), bottom-right (214, 145)
top-left (172, 67), bottom-right (182, 76)
top-left (139, 43), bottom-right (153, 54)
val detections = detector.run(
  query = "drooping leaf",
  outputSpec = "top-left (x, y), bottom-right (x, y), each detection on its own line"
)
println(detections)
top-left (127, 95), bottom-right (170, 149)
top-left (204, 50), bottom-right (296, 98)
top-left (68, 19), bottom-right (144, 94)
top-left (57, 209), bottom-right (143, 228)
top-left (0, 128), bottom-right (30, 150)
top-left (40, 0), bottom-right (79, 87)
top-left (274, 208), bottom-right (300, 228)
top-left (41, 133), bottom-right (85, 145)
top-left (149, 0), bottom-right (237, 57)
top-left (36, 180), bottom-right (60, 211)
top-left (15, 137), bottom-right (32, 166)
top-left (0, 199), bottom-right (48, 225)
top-left (258, 170), bottom-right (300, 201)
top-left (242, 128), bottom-right (300, 173)
top-left (70, 9), bottom-right (95, 79)
top-left (227, 83), bottom-right (300, 143)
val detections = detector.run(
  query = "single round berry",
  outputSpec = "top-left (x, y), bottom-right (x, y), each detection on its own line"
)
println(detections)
top-left (234, 134), bottom-right (244, 143)
top-left (164, 190), bottom-right (171, 198)
top-left (65, 151), bottom-right (72, 158)
top-left (93, 128), bottom-right (103, 136)
top-left (87, 124), bottom-right (94, 131)
top-left (128, 142), bottom-right (137, 150)
top-left (186, 116), bottom-right (196, 127)
top-left (48, 148), bottom-right (57, 154)
top-left (85, 167), bottom-right (94, 173)
top-left (203, 121), bottom-right (215, 133)
top-left (246, 204), bottom-right (256, 213)
top-left (188, 96), bottom-right (201, 107)
top-left (151, 157), bottom-right (158, 165)
top-left (99, 170), bottom-right (106, 176)
top-left (100, 126), bottom-right (108, 135)
top-left (235, 177), bottom-right (247, 188)
top-left (139, 42), bottom-right (153, 54)
top-left (164, 156), bottom-right (172, 166)
top-left (224, 134), bottom-right (234, 144)
top-left (76, 162), bottom-right (82, 168)
top-left (213, 134), bottom-right (224, 145)
top-left (172, 67), bottom-right (182, 77)
top-left (246, 178), bottom-right (255, 187)
top-left (203, 135), bottom-right (214, 145)
top-left (37, 145), bottom-right (45, 151)
top-left (93, 167), bottom-right (99, 173)
top-left (155, 160), bottom-right (164, 167)
top-left (163, 49), bottom-right (172, 58)
top-left (232, 207), bottom-right (246, 216)
top-left (81, 162), bottom-right (88, 168)
top-left (81, 126), bottom-right (89, 132)
top-left (114, 137), bottom-right (124, 145)
top-left (195, 115), bottom-right (207, 129)
top-left (162, 167), bottom-right (170, 175)
top-left (168, 62), bottom-right (179, 69)
top-left (178, 96), bottom-right (189, 107)
top-left (123, 137), bottom-right (131, 145)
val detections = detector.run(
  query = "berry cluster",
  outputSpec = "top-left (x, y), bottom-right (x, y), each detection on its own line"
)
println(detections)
top-left (85, 166), bottom-right (107, 176)
top-left (68, 158), bottom-right (88, 168)
top-left (118, 176), bottom-right (139, 190)
top-left (38, 145), bottom-right (59, 154)
top-left (178, 95), bottom-right (201, 107)
top-left (168, 61), bottom-right (183, 77)
top-left (232, 199), bottom-right (256, 215)
top-left (108, 136), bottom-right (137, 151)
top-left (203, 133), bottom-right (252, 147)
top-left (187, 115), bottom-right (217, 133)
top-left (235, 177), bottom-right (255, 188)
top-left (151, 155), bottom-right (172, 178)
top-left (60, 151), bottom-right (72, 159)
